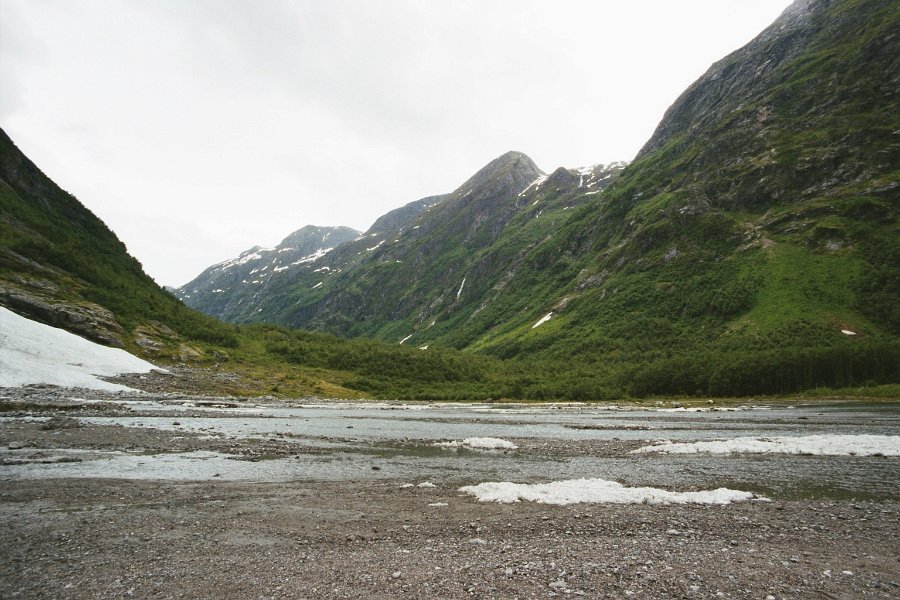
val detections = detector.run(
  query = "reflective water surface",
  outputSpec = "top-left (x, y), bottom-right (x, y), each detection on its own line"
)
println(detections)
top-left (2, 401), bottom-right (898, 501)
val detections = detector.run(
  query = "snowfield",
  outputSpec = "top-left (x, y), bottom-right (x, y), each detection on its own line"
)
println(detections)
top-left (0, 307), bottom-right (162, 391)
top-left (459, 478), bottom-right (762, 505)
top-left (631, 434), bottom-right (900, 457)
top-left (435, 437), bottom-right (518, 450)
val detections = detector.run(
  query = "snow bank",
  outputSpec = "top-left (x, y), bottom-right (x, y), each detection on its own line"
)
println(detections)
top-left (531, 312), bottom-right (553, 329)
top-left (459, 478), bottom-right (761, 505)
top-left (631, 434), bottom-right (900, 457)
top-left (435, 437), bottom-right (518, 450)
top-left (0, 307), bottom-right (161, 392)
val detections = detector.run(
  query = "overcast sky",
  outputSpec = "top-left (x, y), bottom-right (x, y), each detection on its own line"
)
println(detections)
top-left (0, 0), bottom-right (792, 287)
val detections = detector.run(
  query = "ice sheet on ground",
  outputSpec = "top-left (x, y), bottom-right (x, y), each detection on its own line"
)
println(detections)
top-left (435, 437), bottom-right (518, 450)
top-left (0, 307), bottom-right (161, 392)
top-left (459, 478), bottom-right (762, 505)
top-left (631, 434), bottom-right (900, 456)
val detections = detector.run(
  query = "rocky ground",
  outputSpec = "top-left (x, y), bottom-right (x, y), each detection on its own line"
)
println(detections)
top-left (0, 388), bottom-right (898, 599)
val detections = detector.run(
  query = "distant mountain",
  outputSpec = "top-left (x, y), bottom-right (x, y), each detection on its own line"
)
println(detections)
top-left (179, 150), bottom-right (626, 343)
top-left (0, 127), bottom-right (237, 353)
top-left (367, 195), bottom-right (447, 235)
top-left (175, 0), bottom-right (899, 397)
top-left (175, 225), bottom-right (360, 320)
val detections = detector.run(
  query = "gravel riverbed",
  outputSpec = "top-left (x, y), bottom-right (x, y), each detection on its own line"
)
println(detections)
top-left (1, 386), bottom-right (898, 599)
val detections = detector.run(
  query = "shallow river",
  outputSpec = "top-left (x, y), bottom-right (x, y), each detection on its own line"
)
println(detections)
top-left (2, 400), bottom-right (898, 501)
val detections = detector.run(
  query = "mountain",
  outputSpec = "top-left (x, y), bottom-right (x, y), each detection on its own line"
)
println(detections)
top-left (0, 127), bottom-right (237, 354)
top-left (0, 128), bottom-right (512, 400)
top-left (175, 225), bottom-right (360, 321)
top-left (468, 0), bottom-right (900, 395)
top-left (176, 0), bottom-right (898, 397)
top-left (367, 195), bottom-right (447, 235)
top-left (179, 150), bottom-right (627, 343)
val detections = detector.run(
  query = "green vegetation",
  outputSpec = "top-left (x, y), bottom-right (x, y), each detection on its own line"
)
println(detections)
top-left (2, 0), bottom-right (898, 402)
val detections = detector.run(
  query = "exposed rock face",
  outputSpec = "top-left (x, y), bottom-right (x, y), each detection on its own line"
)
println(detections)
top-left (368, 195), bottom-right (448, 235)
top-left (175, 149), bottom-right (627, 345)
top-left (175, 225), bottom-right (360, 320)
top-left (638, 0), bottom-right (822, 158)
top-left (0, 282), bottom-right (125, 348)
top-left (633, 0), bottom-right (898, 211)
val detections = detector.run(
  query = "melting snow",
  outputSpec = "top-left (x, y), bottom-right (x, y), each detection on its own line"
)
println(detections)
top-left (841, 329), bottom-right (857, 336)
top-left (631, 434), bottom-right (900, 457)
top-left (312, 282), bottom-right (324, 289)
top-left (214, 248), bottom-right (273, 270)
top-left (366, 240), bottom-right (385, 252)
top-left (518, 174), bottom-right (549, 197)
top-left (435, 437), bottom-right (518, 450)
top-left (532, 312), bottom-right (553, 329)
top-left (459, 478), bottom-right (763, 505)
top-left (291, 248), bottom-right (332, 266)
top-left (399, 334), bottom-right (413, 344)
top-left (313, 266), bottom-right (331, 273)
top-left (0, 307), bottom-right (162, 391)
top-left (456, 278), bottom-right (466, 300)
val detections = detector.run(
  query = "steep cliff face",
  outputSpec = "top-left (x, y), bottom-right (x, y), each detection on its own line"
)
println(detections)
top-left (633, 0), bottom-right (898, 212)
top-left (0, 128), bottom-right (236, 352)
top-left (367, 195), bottom-right (447, 235)
top-left (464, 0), bottom-right (899, 396)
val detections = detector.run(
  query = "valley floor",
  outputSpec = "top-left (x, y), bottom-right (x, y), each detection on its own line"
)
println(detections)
top-left (0, 389), bottom-right (897, 599)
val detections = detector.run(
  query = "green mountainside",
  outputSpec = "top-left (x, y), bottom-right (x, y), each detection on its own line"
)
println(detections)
top-left (468, 0), bottom-right (900, 395)
top-left (0, 128), bottom-right (510, 400)
top-left (2, 0), bottom-right (897, 400)
top-left (179, 0), bottom-right (899, 397)
top-left (176, 224), bottom-right (361, 320)
top-left (0, 128), bottom-right (237, 351)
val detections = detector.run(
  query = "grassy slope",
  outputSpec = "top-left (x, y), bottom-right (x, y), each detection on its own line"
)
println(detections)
top-left (452, 0), bottom-right (900, 396)
top-left (0, 129), bottom-right (522, 400)
top-left (2, 0), bottom-right (897, 401)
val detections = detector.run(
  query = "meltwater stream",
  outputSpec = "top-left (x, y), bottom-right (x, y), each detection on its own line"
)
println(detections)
top-left (2, 401), bottom-right (898, 501)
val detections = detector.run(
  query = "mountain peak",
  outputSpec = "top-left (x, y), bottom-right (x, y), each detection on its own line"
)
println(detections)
top-left (454, 151), bottom-right (544, 200)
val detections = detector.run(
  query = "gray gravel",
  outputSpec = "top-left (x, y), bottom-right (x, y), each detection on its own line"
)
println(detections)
top-left (1, 388), bottom-right (898, 599)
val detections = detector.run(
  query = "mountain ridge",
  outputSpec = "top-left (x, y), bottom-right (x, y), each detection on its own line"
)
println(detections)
top-left (174, 0), bottom-right (899, 397)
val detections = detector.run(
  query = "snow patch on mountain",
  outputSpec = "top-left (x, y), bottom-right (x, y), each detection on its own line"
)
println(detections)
top-left (0, 307), bottom-right (162, 391)
top-left (532, 312), bottom-right (553, 329)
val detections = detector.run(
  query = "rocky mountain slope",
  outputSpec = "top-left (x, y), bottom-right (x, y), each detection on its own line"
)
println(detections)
top-left (175, 225), bottom-right (360, 321)
top-left (178, 151), bottom-right (626, 343)
top-left (176, 0), bottom-right (898, 396)
top-left (3, 0), bottom-right (895, 399)
top-left (0, 128), bottom-right (236, 355)
top-left (466, 0), bottom-right (900, 395)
